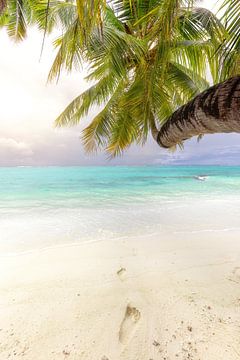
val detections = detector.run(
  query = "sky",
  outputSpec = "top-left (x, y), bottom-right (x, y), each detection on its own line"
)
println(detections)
top-left (0, 0), bottom-right (239, 166)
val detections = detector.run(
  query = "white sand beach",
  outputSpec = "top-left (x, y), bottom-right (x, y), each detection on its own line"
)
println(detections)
top-left (1, 231), bottom-right (240, 360)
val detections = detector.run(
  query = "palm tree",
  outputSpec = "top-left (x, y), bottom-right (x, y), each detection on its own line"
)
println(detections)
top-left (49, 0), bottom-right (227, 156)
top-left (155, 75), bottom-right (240, 148)
top-left (154, 0), bottom-right (240, 149)
top-left (0, 0), bottom-right (239, 155)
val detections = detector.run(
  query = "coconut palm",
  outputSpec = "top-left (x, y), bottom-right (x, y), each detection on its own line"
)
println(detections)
top-left (0, 0), bottom-right (239, 155)
top-left (155, 0), bottom-right (240, 149)
top-left (47, 0), bottom-right (227, 156)
top-left (155, 75), bottom-right (240, 148)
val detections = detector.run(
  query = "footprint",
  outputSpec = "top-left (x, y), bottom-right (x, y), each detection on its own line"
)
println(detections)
top-left (117, 267), bottom-right (126, 281)
top-left (228, 267), bottom-right (240, 284)
top-left (119, 305), bottom-right (141, 344)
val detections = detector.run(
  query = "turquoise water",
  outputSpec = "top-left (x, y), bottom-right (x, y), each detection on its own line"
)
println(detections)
top-left (1, 165), bottom-right (240, 206)
top-left (1, 166), bottom-right (240, 253)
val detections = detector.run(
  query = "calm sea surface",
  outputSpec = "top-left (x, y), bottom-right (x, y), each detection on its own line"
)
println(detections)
top-left (0, 166), bottom-right (240, 254)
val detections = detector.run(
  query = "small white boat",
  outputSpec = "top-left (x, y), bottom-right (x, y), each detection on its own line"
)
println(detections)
top-left (194, 175), bottom-right (208, 181)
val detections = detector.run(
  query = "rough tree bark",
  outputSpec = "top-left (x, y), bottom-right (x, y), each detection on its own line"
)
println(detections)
top-left (156, 75), bottom-right (240, 148)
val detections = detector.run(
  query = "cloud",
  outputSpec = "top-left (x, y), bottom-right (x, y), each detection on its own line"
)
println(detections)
top-left (0, 138), bottom-right (33, 164)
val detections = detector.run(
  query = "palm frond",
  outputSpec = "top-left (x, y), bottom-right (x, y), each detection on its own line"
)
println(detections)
top-left (82, 80), bottom-right (125, 152)
top-left (48, 17), bottom-right (82, 82)
top-left (55, 74), bottom-right (122, 127)
top-left (6, 0), bottom-right (27, 41)
top-left (219, 0), bottom-right (240, 79)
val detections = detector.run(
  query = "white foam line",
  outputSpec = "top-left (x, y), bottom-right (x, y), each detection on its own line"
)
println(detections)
top-left (174, 227), bottom-right (240, 234)
top-left (0, 231), bottom-right (160, 258)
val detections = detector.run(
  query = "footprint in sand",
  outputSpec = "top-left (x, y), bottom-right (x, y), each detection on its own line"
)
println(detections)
top-left (228, 267), bottom-right (240, 284)
top-left (117, 267), bottom-right (127, 281)
top-left (119, 305), bottom-right (141, 344)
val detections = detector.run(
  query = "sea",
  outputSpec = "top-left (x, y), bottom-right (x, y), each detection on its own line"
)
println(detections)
top-left (0, 165), bottom-right (240, 254)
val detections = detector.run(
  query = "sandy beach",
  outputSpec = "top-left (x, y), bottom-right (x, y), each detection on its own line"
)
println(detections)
top-left (1, 231), bottom-right (240, 360)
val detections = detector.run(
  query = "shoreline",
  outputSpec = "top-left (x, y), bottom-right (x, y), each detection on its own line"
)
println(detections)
top-left (2, 193), bottom-right (240, 257)
top-left (1, 233), bottom-right (240, 359)
top-left (2, 221), bottom-right (240, 257)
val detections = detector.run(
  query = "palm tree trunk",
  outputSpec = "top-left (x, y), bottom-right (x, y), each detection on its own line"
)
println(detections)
top-left (156, 75), bottom-right (240, 148)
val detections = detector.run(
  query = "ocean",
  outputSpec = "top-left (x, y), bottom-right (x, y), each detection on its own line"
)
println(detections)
top-left (1, 165), bottom-right (240, 254)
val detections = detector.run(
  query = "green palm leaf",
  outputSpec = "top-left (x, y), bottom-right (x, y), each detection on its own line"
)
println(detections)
top-left (1, 0), bottom-right (238, 156)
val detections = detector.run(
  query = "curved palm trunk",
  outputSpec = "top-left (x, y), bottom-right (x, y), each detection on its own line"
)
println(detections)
top-left (156, 76), bottom-right (240, 148)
